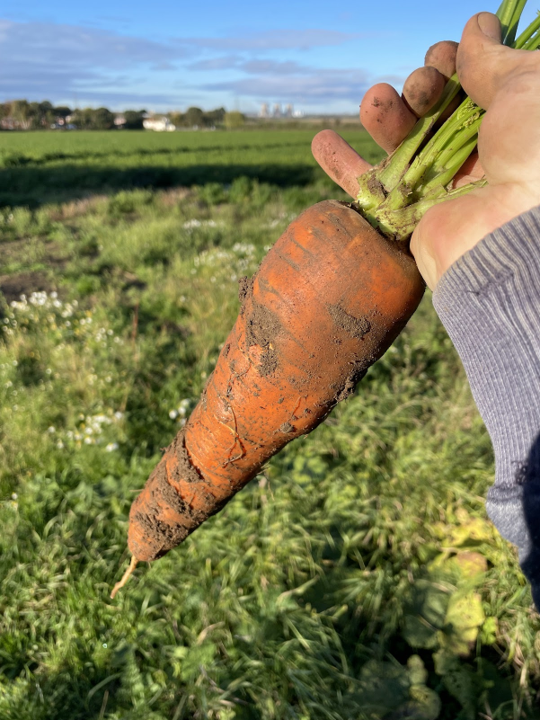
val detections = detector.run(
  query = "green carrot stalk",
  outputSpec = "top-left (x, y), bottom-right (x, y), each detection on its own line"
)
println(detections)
top-left (517, 11), bottom-right (540, 49)
top-left (373, 179), bottom-right (487, 239)
top-left (498, 0), bottom-right (527, 43)
top-left (356, 0), bottom-right (537, 242)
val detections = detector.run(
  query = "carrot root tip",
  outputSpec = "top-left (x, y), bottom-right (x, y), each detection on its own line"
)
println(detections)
top-left (110, 555), bottom-right (139, 599)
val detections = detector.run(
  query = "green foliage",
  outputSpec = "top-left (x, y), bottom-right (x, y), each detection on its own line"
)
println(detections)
top-left (170, 106), bottom-right (226, 129)
top-left (122, 111), bottom-right (145, 130)
top-left (0, 100), bottom-right (57, 130)
top-left (0, 131), bottom-right (538, 719)
top-left (107, 189), bottom-right (154, 216)
top-left (71, 107), bottom-right (116, 131)
top-left (224, 111), bottom-right (246, 129)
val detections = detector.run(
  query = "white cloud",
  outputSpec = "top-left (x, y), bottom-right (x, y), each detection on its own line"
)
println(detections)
top-left (0, 18), bottom-right (395, 111)
top-left (189, 56), bottom-right (384, 105)
top-left (0, 19), bottom-right (186, 104)
top-left (3, 20), bottom-right (186, 68)
top-left (190, 58), bottom-right (318, 76)
top-left (205, 68), bottom-right (371, 103)
top-left (181, 29), bottom-right (363, 51)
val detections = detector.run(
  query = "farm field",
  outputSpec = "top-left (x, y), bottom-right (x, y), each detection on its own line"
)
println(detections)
top-left (0, 129), bottom-right (539, 719)
top-left (0, 129), bottom-right (383, 208)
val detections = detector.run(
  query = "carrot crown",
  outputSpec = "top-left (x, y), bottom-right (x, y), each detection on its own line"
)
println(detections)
top-left (355, 0), bottom-right (540, 242)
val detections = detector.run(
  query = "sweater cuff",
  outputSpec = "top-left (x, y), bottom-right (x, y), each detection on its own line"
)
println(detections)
top-left (432, 204), bottom-right (540, 602)
top-left (433, 205), bottom-right (540, 299)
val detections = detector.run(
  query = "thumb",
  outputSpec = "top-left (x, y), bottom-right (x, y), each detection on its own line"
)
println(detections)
top-left (457, 12), bottom-right (523, 109)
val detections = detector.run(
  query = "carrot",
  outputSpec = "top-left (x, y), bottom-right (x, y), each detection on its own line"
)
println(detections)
top-left (125, 201), bottom-right (424, 566)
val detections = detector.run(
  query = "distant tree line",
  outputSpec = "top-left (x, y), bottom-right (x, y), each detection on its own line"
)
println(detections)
top-left (0, 101), bottom-right (147, 130)
top-left (171, 107), bottom-right (245, 129)
top-left (70, 108), bottom-right (148, 130)
top-left (0, 100), bottom-right (245, 131)
top-left (0, 100), bottom-right (70, 130)
top-left (170, 107), bottom-right (226, 128)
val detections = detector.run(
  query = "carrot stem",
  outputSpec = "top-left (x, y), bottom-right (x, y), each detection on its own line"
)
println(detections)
top-left (520, 15), bottom-right (540, 49)
top-left (498, 0), bottom-right (528, 44)
top-left (376, 75), bottom-right (462, 193)
top-left (110, 555), bottom-right (139, 599)
top-left (417, 133), bottom-right (480, 195)
top-left (373, 178), bottom-right (487, 239)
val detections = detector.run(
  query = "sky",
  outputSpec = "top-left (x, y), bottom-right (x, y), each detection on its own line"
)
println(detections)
top-left (1, 0), bottom-right (538, 115)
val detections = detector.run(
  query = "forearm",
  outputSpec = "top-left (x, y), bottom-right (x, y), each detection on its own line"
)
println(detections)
top-left (433, 205), bottom-right (540, 607)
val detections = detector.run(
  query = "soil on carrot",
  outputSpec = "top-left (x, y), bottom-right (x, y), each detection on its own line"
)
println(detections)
top-left (238, 252), bottom-right (374, 398)
top-left (334, 364), bottom-right (369, 403)
top-left (327, 304), bottom-right (371, 340)
top-left (132, 505), bottom-right (190, 559)
top-left (131, 431), bottom-right (225, 559)
top-left (244, 297), bottom-right (282, 378)
top-left (171, 432), bottom-right (202, 485)
top-left (237, 275), bottom-right (253, 304)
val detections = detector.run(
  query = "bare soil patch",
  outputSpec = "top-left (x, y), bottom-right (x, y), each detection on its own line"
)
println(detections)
top-left (0, 271), bottom-right (55, 304)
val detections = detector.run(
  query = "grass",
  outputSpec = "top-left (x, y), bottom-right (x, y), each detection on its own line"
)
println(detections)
top-left (0, 129), bottom-right (539, 719)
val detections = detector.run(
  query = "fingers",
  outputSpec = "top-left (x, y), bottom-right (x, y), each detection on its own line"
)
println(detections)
top-left (423, 40), bottom-right (461, 123)
top-left (360, 84), bottom-right (417, 154)
top-left (425, 40), bottom-right (459, 79)
top-left (402, 66), bottom-right (446, 117)
top-left (457, 12), bottom-right (530, 109)
top-left (312, 38), bottom-right (461, 196)
top-left (424, 40), bottom-right (463, 127)
top-left (451, 151), bottom-right (484, 188)
top-left (311, 130), bottom-right (372, 197)
top-left (361, 39), bottom-right (458, 154)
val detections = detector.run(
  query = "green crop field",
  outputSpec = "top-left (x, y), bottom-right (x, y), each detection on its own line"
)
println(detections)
top-left (0, 129), bottom-right (383, 208)
top-left (0, 129), bottom-right (538, 720)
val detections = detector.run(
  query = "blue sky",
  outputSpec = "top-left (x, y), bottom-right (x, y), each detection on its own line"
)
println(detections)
top-left (2, 0), bottom-right (538, 114)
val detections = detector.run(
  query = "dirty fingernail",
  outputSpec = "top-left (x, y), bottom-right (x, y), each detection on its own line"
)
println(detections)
top-left (477, 12), bottom-right (502, 41)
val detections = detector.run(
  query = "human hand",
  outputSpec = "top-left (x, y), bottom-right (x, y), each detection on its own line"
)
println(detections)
top-left (312, 12), bottom-right (540, 290)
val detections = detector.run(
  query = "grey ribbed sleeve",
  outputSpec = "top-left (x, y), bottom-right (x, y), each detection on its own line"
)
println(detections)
top-left (433, 205), bottom-right (540, 608)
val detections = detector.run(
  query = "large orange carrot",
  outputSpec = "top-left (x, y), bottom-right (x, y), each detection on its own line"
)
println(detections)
top-left (125, 200), bottom-right (424, 567)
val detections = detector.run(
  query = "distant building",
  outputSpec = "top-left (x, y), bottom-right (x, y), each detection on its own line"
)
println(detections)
top-left (143, 116), bottom-right (176, 132)
top-left (273, 103), bottom-right (282, 118)
top-left (285, 104), bottom-right (293, 117)
top-left (114, 115), bottom-right (126, 127)
top-left (259, 103), bottom-right (269, 118)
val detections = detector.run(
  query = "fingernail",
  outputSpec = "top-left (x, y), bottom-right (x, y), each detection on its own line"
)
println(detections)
top-left (477, 12), bottom-right (501, 41)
